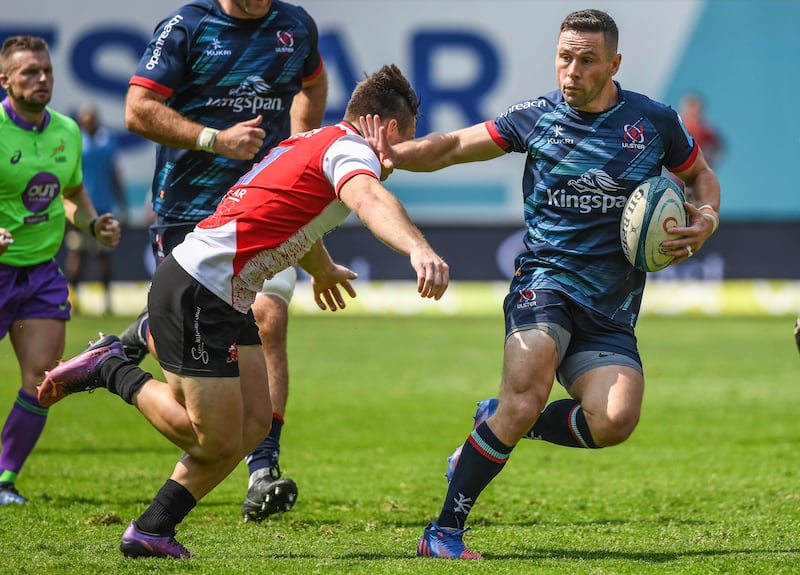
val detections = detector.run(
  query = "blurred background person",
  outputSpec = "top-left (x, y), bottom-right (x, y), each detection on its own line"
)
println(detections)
top-left (64, 104), bottom-right (126, 315)
top-left (679, 92), bottom-right (724, 169)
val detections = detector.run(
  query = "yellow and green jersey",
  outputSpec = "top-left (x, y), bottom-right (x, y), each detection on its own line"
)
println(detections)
top-left (0, 99), bottom-right (82, 267)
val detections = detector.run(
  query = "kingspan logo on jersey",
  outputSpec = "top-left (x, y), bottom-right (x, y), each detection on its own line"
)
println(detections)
top-left (546, 169), bottom-right (626, 214)
top-left (207, 75), bottom-right (283, 115)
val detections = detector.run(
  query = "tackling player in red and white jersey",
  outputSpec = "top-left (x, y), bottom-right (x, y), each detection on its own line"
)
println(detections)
top-left (175, 120), bottom-right (387, 312)
top-left (38, 64), bottom-right (448, 559)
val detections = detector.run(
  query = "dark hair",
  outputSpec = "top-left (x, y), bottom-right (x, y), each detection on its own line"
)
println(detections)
top-left (344, 64), bottom-right (420, 135)
top-left (0, 36), bottom-right (50, 74)
top-left (560, 9), bottom-right (619, 54)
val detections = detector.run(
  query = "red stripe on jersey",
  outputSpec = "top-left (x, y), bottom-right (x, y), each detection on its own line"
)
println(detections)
top-left (669, 141), bottom-right (699, 174)
top-left (485, 120), bottom-right (512, 152)
top-left (129, 75), bottom-right (174, 98)
top-left (304, 58), bottom-right (325, 83)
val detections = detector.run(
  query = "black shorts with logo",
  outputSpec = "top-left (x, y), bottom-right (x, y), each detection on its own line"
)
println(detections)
top-left (148, 254), bottom-right (260, 378)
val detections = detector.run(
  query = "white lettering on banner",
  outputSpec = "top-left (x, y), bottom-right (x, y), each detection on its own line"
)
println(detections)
top-left (12, 0), bottom-right (785, 223)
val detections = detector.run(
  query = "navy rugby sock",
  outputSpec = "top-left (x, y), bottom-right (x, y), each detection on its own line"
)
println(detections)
top-left (437, 422), bottom-right (512, 529)
top-left (246, 413), bottom-right (283, 475)
top-left (527, 399), bottom-right (598, 448)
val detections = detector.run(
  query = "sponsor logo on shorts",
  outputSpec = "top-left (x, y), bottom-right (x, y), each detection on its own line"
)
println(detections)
top-left (191, 306), bottom-right (209, 365)
top-left (226, 343), bottom-right (238, 364)
top-left (516, 289), bottom-right (537, 310)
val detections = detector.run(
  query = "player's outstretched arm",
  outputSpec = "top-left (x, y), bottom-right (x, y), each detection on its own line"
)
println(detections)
top-left (359, 114), bottom-right (505, 172)
top-left (339, 174), bottom-right (449, 300)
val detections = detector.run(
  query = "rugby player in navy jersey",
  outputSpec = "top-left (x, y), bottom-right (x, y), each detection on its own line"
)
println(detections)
top-left (121, 0), bottom-right (328, 523)
top-left (363, 9), bottom-right (721, 559)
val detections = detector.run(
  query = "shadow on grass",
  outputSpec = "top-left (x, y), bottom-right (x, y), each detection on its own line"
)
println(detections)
top-left (35, 445), bottom-right (177, 455)
top-left (480, 547), bottom-right (800, 562)
top-left (253, 548), bottom-right (800, 562)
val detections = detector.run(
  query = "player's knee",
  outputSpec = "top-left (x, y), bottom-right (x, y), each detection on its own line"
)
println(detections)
top-left (191, 433), bottom-right (244, 463)
top-left (499, 393), bottom-right (548, 437)
top-left (592, 409), bottom-right (640, 447)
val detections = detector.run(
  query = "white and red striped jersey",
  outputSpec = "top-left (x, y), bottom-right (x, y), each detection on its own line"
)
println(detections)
top-left (172, 121), bottom-right (380, 312)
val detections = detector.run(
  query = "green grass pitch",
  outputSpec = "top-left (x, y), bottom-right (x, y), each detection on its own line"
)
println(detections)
top-left (0, 312), bottom-right (798, 574)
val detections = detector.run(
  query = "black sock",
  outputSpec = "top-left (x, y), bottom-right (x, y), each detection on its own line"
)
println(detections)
top-left (437, 422), bottom-right (512, 529)
top-left (99, 355), bottom-right (151, 404)
top-left (135, 479), bottom-right (197, 536)
top-left (527, 399), bottom-right (598, 448)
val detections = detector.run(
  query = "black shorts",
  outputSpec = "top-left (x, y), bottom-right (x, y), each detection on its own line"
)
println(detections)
top-left (149, 219), bottom-right (197, 265)
top-left (148, 254), bottom-right (260, 377)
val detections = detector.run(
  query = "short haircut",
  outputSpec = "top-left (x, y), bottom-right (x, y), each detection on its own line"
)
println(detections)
top-left (560, 9), bottom-right (619, 55)
top-left (0, 35), bottom-right (50, 75)
top-left (344, 64), bottom-right (420, 136)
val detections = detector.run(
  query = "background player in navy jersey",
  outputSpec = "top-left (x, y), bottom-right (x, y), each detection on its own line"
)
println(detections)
top-left (38, 64), bottom-right (449, 559)
top-left (120, 0), bottom-right (328, 522)
top-left (362, 9), bottom-right (721, 559)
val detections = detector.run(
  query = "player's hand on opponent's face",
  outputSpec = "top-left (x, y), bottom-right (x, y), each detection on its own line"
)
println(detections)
top-left (409, 246), bottom-right (449, 300)
top-left (0, 228), bottom-right (13, 255)
top-left (94, 213), bottom-right (122, 248)
top-left (660, 202), bottom-right (711, 265)
top-left (311, 264), bottom-right (359, 312)
top-left (216, 115), bottom-right (267, 160)
top-left (359, 114), bottom-right (396, 174)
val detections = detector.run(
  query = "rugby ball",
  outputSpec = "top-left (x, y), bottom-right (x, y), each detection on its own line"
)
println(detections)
top-left (620, 176), bottom-right (688, 272)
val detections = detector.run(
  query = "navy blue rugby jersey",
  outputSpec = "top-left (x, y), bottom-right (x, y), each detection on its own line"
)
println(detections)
top-left (130, 0), bottom-right (324, 222)
top-left (488, 82), bottom-right (697, 326)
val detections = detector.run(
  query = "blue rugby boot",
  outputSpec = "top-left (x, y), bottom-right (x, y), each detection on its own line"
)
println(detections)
top-left (416, 522), bottom-right (482, 559)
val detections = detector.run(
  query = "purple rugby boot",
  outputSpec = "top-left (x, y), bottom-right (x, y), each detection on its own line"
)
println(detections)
top-left (119, 520), bottom-right (194, 559)
top-left (37, 334), bottom-right (124, 408)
